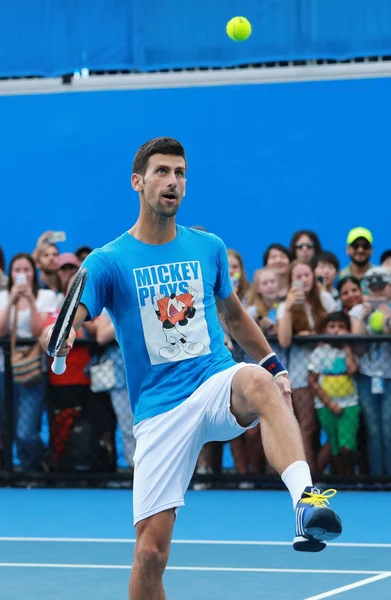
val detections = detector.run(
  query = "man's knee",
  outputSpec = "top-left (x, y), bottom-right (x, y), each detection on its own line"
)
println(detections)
top-left (243, 367), bottom-right (275, 401)
top-left (135, 539), bottom-right (169, 574)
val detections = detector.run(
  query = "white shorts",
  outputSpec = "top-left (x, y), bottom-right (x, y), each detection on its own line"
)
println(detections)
top-left (132, 362), bottom-right (259, 525)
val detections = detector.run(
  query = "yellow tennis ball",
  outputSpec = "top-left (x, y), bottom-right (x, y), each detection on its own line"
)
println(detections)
top-left (369, 310), bottom-right (384, 333)
top-left (226, 16), bottom-right (252, 41)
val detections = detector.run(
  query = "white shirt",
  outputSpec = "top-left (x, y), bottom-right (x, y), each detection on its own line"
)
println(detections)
top-left (0, 289), bottom-right (57, 338)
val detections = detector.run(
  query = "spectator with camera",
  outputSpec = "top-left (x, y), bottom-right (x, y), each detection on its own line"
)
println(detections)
top-left (263, 243), bottom-right (292, 301)
top-left (277, 260), bottom-right (336, 472)
top-left (349, 267), bottom-right (391, 475)
top-left (0, 252), bottom-right (56, 471)
top-left (308, 312), bottom-right (360, 476)
top-left (313, 251), bottom-right (340, 300)
top-left (289, 230), bottom-right (322, 264)
top-left (340, 228), bottom-right (375, 292)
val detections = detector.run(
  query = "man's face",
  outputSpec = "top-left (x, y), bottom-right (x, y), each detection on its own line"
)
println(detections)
top-left (347, 237), bottom-right (372, 266)
top-left (132, 154), bottom-right (186, 219)
top-left (38, 244), bottom-right (59, 273)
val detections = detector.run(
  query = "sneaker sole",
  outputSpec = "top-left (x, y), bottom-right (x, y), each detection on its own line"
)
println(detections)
top-left (304, 508), bottom-right (342, 542)
top-left (293, 535), bottom-right (326, 552)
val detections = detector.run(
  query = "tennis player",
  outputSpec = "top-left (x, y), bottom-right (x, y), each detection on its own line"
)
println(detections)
top-left (44, 137), bottom-right (342, 600)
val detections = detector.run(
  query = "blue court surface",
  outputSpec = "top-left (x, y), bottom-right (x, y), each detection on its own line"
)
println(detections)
top-left (0, 488), bottom-right (390, 599)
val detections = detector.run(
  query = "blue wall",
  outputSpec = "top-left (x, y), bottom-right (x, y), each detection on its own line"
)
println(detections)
top-left (2, 1), bottom-right (391, 76)
top-left (1, 78), bottom-right (390, 278)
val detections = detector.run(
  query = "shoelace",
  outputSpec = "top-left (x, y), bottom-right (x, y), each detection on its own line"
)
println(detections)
top-left (300, 489), bottom-right (337, 508)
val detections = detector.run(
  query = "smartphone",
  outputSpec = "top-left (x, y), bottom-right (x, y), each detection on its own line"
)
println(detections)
top-left (15, 273), bottom-right (27, 285)
top-left (50, 231), bottom-right (66, 243)
top-left (292, 280), bottom-right (304, 303)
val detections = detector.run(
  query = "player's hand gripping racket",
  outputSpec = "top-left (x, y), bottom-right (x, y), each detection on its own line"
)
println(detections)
top-left (47, 267), bottom-right (87, 375)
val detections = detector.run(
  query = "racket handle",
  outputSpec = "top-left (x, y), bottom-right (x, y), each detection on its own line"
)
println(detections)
top-left (52, 356), bottom-right (67, 375)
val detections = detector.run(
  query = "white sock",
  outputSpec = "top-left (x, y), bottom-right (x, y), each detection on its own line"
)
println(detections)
top-left (281, 461), bottom-right (312, 509)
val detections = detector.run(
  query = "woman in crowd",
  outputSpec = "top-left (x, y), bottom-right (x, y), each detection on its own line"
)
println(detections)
top-left (96, 310), bottom-right (136, 469)
top-left (350, 267), bottom-right (391, 475)
top-left (337, 276), bottom-right (363, 314)
top-left (263, 243), bottom-right (292, 301)
top-left (290, 230), bottom-right (322, 264)
top-left (0, 252), bottom-right (56, 471)
top-left (277, 260), bottom-right (336, 472)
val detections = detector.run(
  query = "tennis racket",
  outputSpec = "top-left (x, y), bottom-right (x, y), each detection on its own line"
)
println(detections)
top-left (48, 267), bottom-right (88, 375)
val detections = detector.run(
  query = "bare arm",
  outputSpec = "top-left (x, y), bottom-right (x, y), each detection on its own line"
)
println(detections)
top-left (96, 313), bottom-right (116, 346)
top-left (277, 308), bottom-right (293, 348)
top-left (217, 293), bottom-right (273, 362)
top-left (277, 286), bottom-right (303, 348)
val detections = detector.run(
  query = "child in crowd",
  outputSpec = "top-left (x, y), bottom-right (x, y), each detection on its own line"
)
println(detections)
top-left (308, 312), bottom-right (360, 476)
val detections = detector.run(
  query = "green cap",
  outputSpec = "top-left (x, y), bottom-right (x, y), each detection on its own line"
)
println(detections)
top-left (347, 227), bottom-right (373, 246)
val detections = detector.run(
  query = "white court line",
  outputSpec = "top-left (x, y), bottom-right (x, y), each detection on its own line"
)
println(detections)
top-left (0, 537), bottom-right (390, 548)
top-left (0, 563), bottom-right (386, 575)
top-left (303, 572), bottom-right (391, 600)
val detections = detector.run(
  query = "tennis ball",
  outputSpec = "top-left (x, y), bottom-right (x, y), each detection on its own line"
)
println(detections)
top-left (369, 310), bottom-right (384, 333)
top-left (226, 16), bottom-right (252, 41)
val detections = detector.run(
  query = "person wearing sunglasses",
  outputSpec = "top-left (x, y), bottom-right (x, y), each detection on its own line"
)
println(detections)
top-left (340, 228), bottom-right (375, 290)
top-left (289, 230), bottom-right (322, 264)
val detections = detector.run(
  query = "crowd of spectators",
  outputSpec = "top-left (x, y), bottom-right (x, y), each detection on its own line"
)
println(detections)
top-left (197, 226), bottom-right (391, 485)
top-left (0, 226), bottom-right (390, 483)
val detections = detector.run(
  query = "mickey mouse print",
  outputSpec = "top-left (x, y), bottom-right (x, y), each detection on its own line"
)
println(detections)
top-left (134, 260), bottom-right (211, 364)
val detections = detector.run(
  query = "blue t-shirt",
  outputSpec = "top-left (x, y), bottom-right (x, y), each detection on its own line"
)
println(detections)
top-left (81, 226), bottom-right (235, 424)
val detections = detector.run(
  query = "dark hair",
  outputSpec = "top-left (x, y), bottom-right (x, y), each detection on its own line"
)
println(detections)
top-left (263, 243), bottom-right (292, 266)
top-left (337, 275), bottom-right (361, 293)
top-left (324, 311), bottom-right (351, 332)
top-left (8, 252), bottom-right (39, 298)
top-left (381, 249), bottom-right (391, 265)
top-left (289, 230), bottom-right (322, 259)
top-left (132, 137), bottom-right (187, 176)
top-left (0, 245), bottom-right (5, 272)
top-left (75, 245), bottom-right (93, 260)
top-left (312, 250), bottom-right (340, 272)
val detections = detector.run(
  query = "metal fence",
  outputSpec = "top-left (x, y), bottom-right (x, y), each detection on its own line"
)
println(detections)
top-left (0, 335), bottom-right (390, 489)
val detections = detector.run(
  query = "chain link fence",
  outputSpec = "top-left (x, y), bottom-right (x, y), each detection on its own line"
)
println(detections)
top-left (0, 335), bottom-right (390, 488)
